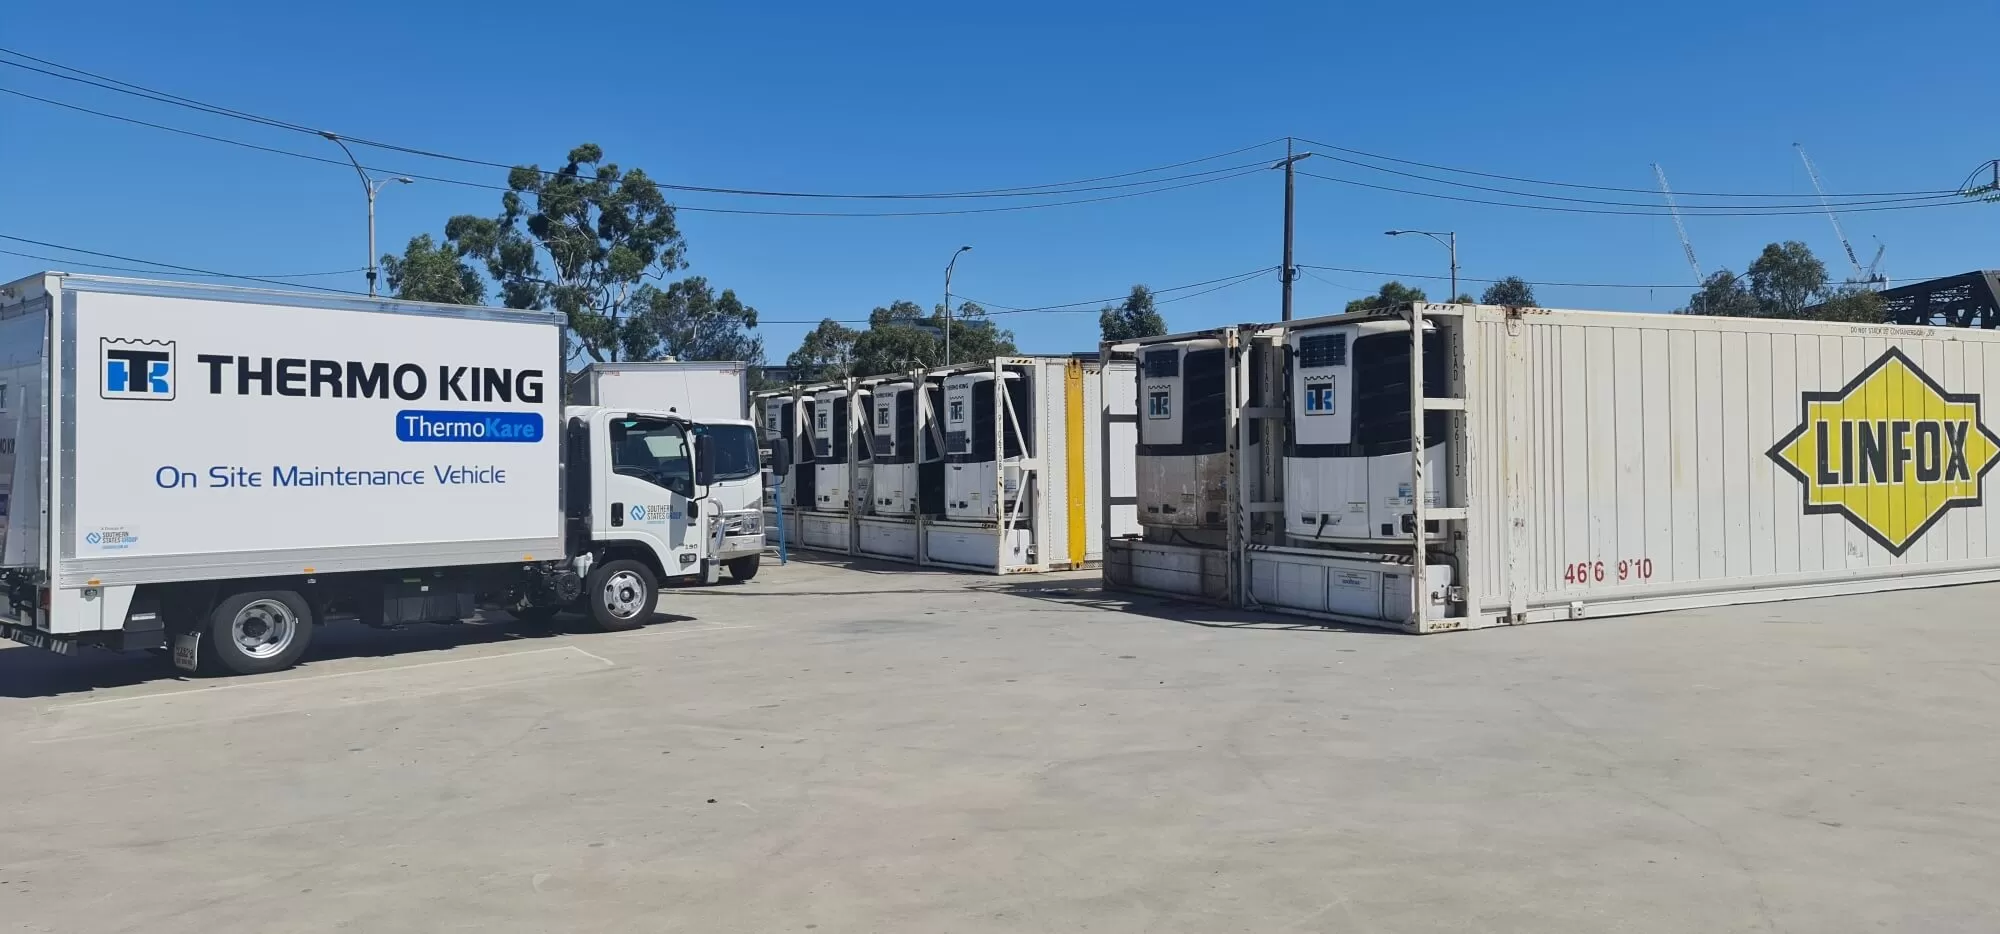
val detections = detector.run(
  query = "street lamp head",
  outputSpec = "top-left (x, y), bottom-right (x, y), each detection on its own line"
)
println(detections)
top-left (957, 245), bottom-right (972, 254)
top-left (1385, 230), bottom-right (1404, 236)
top-left (393, 177), bottom-right (414, 185)
top-left (319, 131), bottom-right (339, 142)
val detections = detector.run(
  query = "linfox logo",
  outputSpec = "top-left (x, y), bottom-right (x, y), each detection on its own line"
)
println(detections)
top-left (101, 338), bottom-right (176, 400)
top-left (1768, 347), bottom-right (2000, 556)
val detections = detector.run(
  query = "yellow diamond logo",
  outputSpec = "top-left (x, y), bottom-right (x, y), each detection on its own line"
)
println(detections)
top-left (1769, 348), bottom-right (2000, 556)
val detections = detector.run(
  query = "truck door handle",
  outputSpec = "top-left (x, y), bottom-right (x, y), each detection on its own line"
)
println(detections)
top-left (611, 502), bottom-right (624, 527)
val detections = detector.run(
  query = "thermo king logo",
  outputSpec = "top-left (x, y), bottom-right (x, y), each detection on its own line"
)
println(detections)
top-left (1768, 348), bottom-right (2000, 555)
top-left (101, 338), bottom-right (175, 400)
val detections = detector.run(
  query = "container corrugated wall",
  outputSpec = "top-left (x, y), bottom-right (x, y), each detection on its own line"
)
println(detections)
top-left (1472, 310), bottom-right (2000, 621)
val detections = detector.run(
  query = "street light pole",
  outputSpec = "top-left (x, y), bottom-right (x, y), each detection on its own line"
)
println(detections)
top-left (944, 245), bottom-right (971, 365)
top-left (1274, 140), bottom-right (1315, 321)
top-left (321, 132), bottom-right (412, 298)
top-left (1385, 229), bottom-right (1458, 302)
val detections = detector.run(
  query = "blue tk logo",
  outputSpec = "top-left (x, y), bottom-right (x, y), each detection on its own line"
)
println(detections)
top-left (631, 505), bottom-right (647, 521)
top-left (100, 338), bottom-right (176, 400)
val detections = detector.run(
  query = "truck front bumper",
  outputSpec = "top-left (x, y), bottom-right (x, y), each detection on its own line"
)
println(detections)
top-left (720, 532), bottom-right (765, 558)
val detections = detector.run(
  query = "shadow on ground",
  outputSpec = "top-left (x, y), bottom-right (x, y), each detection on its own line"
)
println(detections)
top-left (0, 610), bottom-right (698, 700)
top-left (993, 578), bottom-right (1399, 635)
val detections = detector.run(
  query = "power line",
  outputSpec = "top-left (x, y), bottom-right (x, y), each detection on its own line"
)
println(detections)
top-left (1301, 148), bottom-right (1958, 210)
top-left (0, 238), bottom-right (1272, 330)
top-left (0, 248), bottom-right (365, 280)
top-left (0, 235), bottom-right (367, 293)
top-left (3, 47), bottom-right (1971, 207)
top-left (1294, 135), bottom-right (1961, 199)
top-left (1297, 263), bottom-right (1942, 290)
top-left (0, 48), bottom-right (1287, 202)
top-left (1295, 170), bottom-right (1973, 217)
top-left (0, 83), bottom-right (1266, 217)
top-left (959, 267), bottom-right (1279, 313)
top-left (759, 268), bottom-right (1280, 324)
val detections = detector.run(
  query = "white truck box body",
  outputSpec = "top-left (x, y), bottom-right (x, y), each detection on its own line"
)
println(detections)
top-left (2, 275), bottom-right (563, 596)
top-left (568, 361), bottom-right (747, 420)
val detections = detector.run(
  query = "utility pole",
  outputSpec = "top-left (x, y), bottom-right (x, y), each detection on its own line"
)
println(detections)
top-left (1274, 139), bottom-right (1315, 320)
top-left (943, 245), bottom-right (971, 365)
top-left (1385, 229), bottom-right (1458, 302)
top-left (321, 132), bottom-right (412, 298)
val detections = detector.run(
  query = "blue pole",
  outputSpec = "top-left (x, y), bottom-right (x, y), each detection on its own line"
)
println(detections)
top-left (774, 476), bottom-right (789, 565)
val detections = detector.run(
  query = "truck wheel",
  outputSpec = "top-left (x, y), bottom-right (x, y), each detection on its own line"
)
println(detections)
top-left (201, 590), bottom-right (314, 676)
top-left (584, 560), bottom-right (658, 632)
top-left (726, 555), bottom-right (761, 582)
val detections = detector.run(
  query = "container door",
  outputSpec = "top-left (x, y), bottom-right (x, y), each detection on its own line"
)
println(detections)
top-left (0, 307), bottom-right (46, 568)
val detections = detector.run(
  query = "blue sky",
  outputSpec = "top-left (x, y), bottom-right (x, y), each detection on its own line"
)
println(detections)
top-left (2, 0), bottom-right (1994, 362)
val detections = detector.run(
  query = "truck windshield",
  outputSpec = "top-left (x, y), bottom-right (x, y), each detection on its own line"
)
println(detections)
top-left (692, 424), bottom-right (759, 482)
top-left (610, 417), bottom-right (694, 497)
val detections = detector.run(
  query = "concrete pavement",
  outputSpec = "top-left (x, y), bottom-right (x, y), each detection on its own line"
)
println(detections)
top-left (2, 556), bottom-right (1996, 932)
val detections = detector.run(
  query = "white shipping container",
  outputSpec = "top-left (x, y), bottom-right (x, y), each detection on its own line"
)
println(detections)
top-left (1455, 307), bottom-right (2000, 627)
top-left (1107, 305), bottom-right (2000, 631)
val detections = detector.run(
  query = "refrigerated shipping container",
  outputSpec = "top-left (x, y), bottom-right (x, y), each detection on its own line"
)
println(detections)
top-left (760, 356), bottom-right (1137, 574)
top-left (1106, 304), bottom-right (2000, 631)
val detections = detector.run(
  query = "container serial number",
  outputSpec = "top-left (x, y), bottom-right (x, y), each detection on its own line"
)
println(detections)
top-left (1561, 558), bottom-right (1654, 585)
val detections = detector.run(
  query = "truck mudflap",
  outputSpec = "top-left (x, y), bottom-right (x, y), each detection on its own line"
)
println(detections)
top-left (0, 621), bottom-right (79, 656)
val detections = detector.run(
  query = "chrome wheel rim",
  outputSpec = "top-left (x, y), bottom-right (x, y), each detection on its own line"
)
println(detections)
top-left (602, 571), bottom-right (647, 620)
top-left (232, 599), bottom-right (298, 660)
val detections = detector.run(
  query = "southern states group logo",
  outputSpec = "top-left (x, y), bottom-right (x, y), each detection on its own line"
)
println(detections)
top-left (100, 338), bottom-right (176, 401)
top-left (1768, 347), bottom-right (2000, 556)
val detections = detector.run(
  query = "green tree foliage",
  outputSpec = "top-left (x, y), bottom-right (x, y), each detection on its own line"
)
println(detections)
top-left (620, 276), bottom-right (764, 364)
top-left (1344, 281), bottom-right (1427, 313)
top-left (785, 319), bottom-right (860, 383)
top-left (784, 300), bottom-right (1019, 383)
top-left (380, 234), bottom-right (484, 305)
top-left (1678, 241), bottom-right (1883, 323)
top-left (1479, 276), bottom-right (1537, 307)
top-left (1746, 241), bottom-right (1826, 319)
top-left (1681, 271), bottom-right (1761, 317)
top-left (1098, 285), bottom-right (1168, 342)
top-left (448, 143), bottom-right (690, 362)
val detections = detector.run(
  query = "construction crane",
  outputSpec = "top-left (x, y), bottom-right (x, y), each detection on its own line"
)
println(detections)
top-left (1653, 163), bottom-right (1703, 283)
top-left (1795, 143), bottom-right (1887, 290)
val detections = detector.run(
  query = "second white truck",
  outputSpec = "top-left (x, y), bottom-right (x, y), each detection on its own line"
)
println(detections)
top-left (569, 361), bottom-right (765, 580)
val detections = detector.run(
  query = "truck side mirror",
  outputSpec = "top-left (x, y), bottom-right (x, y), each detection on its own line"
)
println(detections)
top-left (764, 438), bottom-right (793, 478)
top-left (695, 434), bottom-right (718, 487)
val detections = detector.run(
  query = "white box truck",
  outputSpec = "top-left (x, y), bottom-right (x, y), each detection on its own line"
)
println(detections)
top-left (569, 361), bottom-right (765, 580)
top-left (1106, 304), bottom-right (2000, 632)
top-left (0, 274), bottom-right (741, 673)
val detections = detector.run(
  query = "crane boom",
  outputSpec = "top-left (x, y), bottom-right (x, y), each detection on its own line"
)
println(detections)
top-left (1653, 163), bottom-right (1702, 282)
top-left (1795, 143), bottom-right (1866, 279)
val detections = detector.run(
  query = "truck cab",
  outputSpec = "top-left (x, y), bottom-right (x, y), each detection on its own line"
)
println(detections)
top-left (690, 418), bottom-right (766, 580)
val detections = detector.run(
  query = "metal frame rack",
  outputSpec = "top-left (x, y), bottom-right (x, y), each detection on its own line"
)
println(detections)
top-left (1103, 303), bottom-right (1489, 633)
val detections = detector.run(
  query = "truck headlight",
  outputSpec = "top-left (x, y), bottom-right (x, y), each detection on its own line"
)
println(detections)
top-left (724, 513), bottom-right (762, 534)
